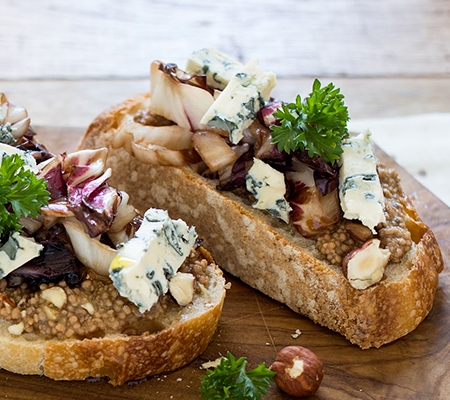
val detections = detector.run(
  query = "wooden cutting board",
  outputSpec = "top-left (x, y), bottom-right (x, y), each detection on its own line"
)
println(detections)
top-left (1, 127), bottom-right (448, 400)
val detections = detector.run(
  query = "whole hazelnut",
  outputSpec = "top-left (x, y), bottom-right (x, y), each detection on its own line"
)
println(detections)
top-left (342, 238), bottom-right (390, 290)
top-left (270, 346), bottom-right (324, 397)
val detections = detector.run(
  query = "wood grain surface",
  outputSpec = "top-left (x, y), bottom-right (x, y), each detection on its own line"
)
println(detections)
top-left (2, 0), bottom-right (450, 79)
top-left (0, 127), bottom-right (447, 400)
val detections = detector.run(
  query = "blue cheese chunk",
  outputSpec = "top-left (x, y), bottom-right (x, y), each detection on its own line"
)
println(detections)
top-left (246, 158), bottom-right (291, 223)
top-left (109, 208), bottom-right (197, 313)
top-left (200, 59), bottom-right (276, 144)
top-left (0, 122), bottom-right (16, 144)
top-left (0, 233), bottom-right (43, 279)
top-left (185, 47), bottom-right (243, 90)
top-left (338, 130), bottom-right (386, 232)
top-left (0, 143), bottom-right (38, 173)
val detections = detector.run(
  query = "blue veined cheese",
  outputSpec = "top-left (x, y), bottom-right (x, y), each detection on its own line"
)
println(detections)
top-left (200, 59), bottom-right (276, 144)
top-left (338, 130), bottom-right (386, 232)
top-left (202, 81), bottom-right (260, 144)
top-left (185, 47), bottom-right (243, 90)
top-left (0, 122), bottom-right (16, 144)
top-left (109, 208), bottom-right (197, 313)
top-left (245, 158), bottom-right (291, 223)
top-left (0, 232), bottom-right (43, 279)
top-left (236, 59), bottom-right (276, 102)
top-left (0, 143), bottom-right (38, 173)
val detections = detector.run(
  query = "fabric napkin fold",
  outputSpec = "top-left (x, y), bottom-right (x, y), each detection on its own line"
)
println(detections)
top-left (348, 113), bottom-right (450, 207)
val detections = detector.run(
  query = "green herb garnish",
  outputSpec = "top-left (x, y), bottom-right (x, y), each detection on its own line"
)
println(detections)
top-left (270, 78), bottom-right (350, 163)
top-left (200, 352), bottom-right (275, 400)
top-left (0, 153), bottom-right (49, 240)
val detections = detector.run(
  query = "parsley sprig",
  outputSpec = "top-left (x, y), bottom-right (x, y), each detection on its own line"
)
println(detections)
top-left (200, 352), bottom-right (275, 400)
top-left (0, 153), bottom-right (49, 239)
top-left (270, 79), bottom-right (350, 163)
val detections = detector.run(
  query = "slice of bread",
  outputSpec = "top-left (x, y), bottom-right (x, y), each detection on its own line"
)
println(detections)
top-left (0, 92), bottom-right (227, 385)
top-left (0, 247), bottom-right (225, 385)
top-left (78, 93), bottom-right (444, 349)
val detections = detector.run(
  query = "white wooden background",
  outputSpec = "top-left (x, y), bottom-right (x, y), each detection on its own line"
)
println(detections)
top-left (1, 0), bottom-right (450, 204)
top-left (2, 0), bottom-right (450, 79)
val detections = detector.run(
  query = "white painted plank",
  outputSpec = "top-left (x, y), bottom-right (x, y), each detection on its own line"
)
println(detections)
top-left (1, 0), bottom-right (450, 79)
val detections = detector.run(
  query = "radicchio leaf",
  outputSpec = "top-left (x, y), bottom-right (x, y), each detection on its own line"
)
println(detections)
top-left (286, 159), bottom-right (341, 237)
top-left (159, 62), bottom-right (211, 93)
top-left (6, 235), bottom-right (87, 288)
top-left (250, 120), bottom-right (283, 161)
top-left (38, 155), bottom-right (67, 199)
top-left (14, 129), bottom-right (54, 164)
top-left (217, 146), bottom-right (254, 191)
top-left (149, 61), bottom-right (215, 131)
top-left (258, 99), bottom-right (282, 127)
top-left (293, 150), bottom-right (339, 195)
top-left (40, 149), bottom-right (120, 237)
top-left (290, 188), bottom-right (341, 237)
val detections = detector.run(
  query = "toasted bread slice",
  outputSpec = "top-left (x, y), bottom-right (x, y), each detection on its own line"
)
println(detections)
top-left (0, 246), bottom-right (225, 385)
top-left (0, 93), bottom-right (227, 385)
top-left (78, 93), bottom-right (444, 349)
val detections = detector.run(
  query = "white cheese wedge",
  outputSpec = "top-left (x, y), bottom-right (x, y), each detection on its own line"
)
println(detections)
top-left (246, 158), bottom-right (291, 223)
top-left (185, 47), bottom-right (243, 90)
top-left (0, 232), bottom-right (43, 279)
top-left (200, 59), bottom-right (276, 144)
top-left (338, 130), bottom-right (386, 232)
top-left (109, 208), bottom-right (197, 313)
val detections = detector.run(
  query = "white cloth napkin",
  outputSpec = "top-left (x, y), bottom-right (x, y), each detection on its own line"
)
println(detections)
top-left (348, 113), bottom-right (450, 207)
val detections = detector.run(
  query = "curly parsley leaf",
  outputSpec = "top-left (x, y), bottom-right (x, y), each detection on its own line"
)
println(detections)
top-left (0, 153), bottom-right (50, 239)
top-left (200, 352), bottom-right (275, 400)
top-left (270, 79), bottom-right (350, 163)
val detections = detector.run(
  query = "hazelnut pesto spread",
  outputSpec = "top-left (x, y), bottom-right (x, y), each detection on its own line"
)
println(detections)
top-left (0, 248), bottom-right (211, 340)
top-left (118, 48), bottom-right (422, 290)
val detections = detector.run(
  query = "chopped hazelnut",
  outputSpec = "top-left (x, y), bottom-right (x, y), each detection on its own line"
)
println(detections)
top-left (8, 321), bottom-right (25, 336)
top-left (40, 286), bottom-right (67, 309)
top-left (169, 272), bottom-right (195, 306)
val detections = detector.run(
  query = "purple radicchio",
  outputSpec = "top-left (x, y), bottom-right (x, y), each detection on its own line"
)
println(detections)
top-left (39, 148), bottom-right (120, 238)
top-left (6, 230), bottom-right (87, 288)
top-left (285, 158), bottom-right (341, 237)
top-left (14, 129), bottom-right (54, 164)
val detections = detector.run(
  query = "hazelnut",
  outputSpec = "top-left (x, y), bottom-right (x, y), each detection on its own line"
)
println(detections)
top-left (270, 346), bottom-right (324, 397)
top-left (344, 219), bottom-right (373, 243)
top-left (169, 272), bottom-right (195, 306)
top-left (342, 238), bottom-right (391, 289)
top-left (81, 302), bottom-right (95, 315)
top-left (43, 305), bottom-right (57, 321)
top-left (40, 286), bottom-right (67, 309)
top-left (8, 321), bottom-right (24, 336)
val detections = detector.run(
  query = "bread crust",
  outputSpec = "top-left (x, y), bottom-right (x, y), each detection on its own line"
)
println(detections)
top-left (0, 238), bottom-right (226, 384)
top-left (78, 93), bottom-right (444, 349)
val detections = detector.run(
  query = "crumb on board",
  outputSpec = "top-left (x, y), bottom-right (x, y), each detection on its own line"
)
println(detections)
top-left (200, 357), bottom-right (224, 369)
top-left (291, 329), bottom-right (302, 339)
